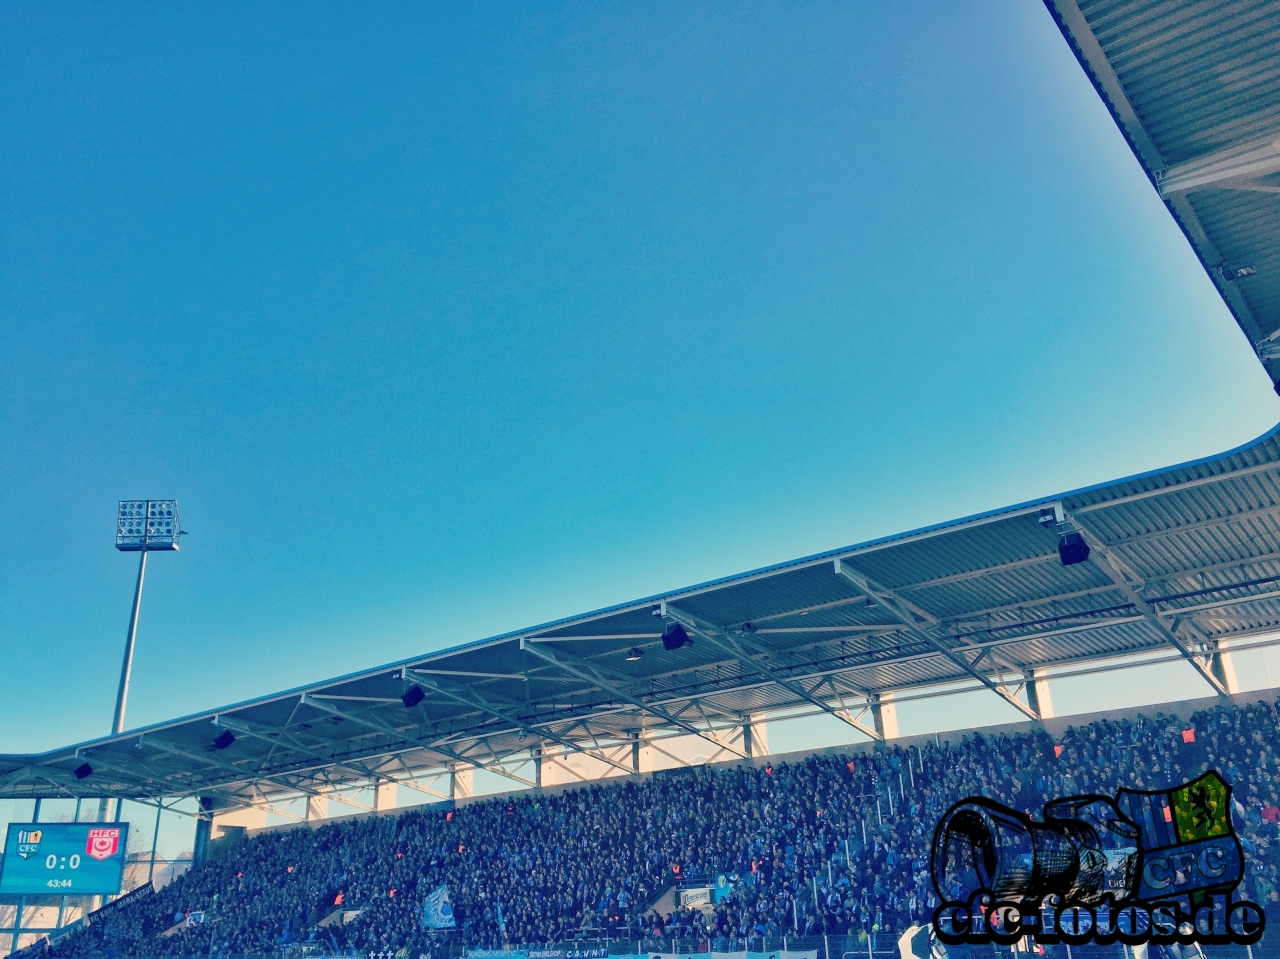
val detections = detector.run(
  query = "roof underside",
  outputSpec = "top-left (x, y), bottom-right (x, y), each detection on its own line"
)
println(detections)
top-left (1046, 0), bottom-right (1280, 383)
top-left (8, 423), bottom-right (1280, 810)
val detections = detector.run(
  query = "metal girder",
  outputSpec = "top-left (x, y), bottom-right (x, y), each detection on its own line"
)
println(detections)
top-left (746, 594), bottom-right (880, 625)
top-left (300, 694), bottom-right (539, 789)
top-left (143, 736), bottom-right (328, 800)
top-left (519, 638), bottom-right (749, 760)
top-left (944, 584), bottom-right (1124, 630)
top-left (663, 606), bottom-right (884, 742)
top-left (834, 558), bottom-right (1040, 720)
top-left (408, 673), bottom-right (637, 777)
top-left (901, 552), bottom-right (1060, 592)
top-left (213, 716), bottom-right (451, 804)
top-left (1157, 133), bottom-right (1280, 195)
top-left (72, 751), bottom-right (250, 809)
top-left (1067, 511), bottom-right (1231, 697)
top-left (0, 765), bottom-right (34, 788)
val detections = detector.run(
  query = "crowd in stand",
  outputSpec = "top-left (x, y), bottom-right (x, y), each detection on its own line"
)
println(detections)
top-left (37, 698), bottom-right (1280, 958)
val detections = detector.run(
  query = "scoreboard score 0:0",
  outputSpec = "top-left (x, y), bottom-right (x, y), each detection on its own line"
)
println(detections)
top-left (0, 822), bottom-right (130, 895)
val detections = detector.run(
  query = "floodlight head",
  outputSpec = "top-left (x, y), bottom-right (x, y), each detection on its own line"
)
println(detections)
top-left (116, 500), bottom-right (181, 551)
top-left (661, 623), bottom-right (691, 651)
top-left (401, 685), bottom-right (426, 709)
top-left (1058, 531), bottom-right (1090, 566)
top-left (625, 647), bottom-right (644, 661)
top-left (212, 730), bottom-right (236, 750)
top-left (74, 763), bottom-right (93, 780)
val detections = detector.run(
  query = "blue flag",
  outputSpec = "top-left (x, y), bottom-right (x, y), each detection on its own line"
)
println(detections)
top-left (421, 884), bottom-right (456, 930)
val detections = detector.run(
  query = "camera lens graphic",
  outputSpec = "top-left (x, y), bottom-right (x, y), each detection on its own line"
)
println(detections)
top-left (932, 796), bottom-right (1139, 905)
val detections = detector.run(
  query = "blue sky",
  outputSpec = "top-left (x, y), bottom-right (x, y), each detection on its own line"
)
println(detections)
top-left (3, 1), bottom-right (1278, 758)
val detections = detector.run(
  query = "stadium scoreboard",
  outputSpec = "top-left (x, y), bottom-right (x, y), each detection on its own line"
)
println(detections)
top-left (0, 823), bottom-right (129, 895)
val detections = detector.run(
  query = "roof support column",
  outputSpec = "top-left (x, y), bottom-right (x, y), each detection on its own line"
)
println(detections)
top-left (373, 782), bottom-right (396, 811)
top-left (533, 745), bottom-right (543, 789)
top-left (871, 692), bottom-right (898, 740)
top-left (631, 732), bottom-right (641, 773)
top-left (193, 798), bottom-right (213, 867)
top-left (1210, 645), bottom-right (1239, 696)
top-left (449, 766), bottom-right (473, 800)
top-left (1025, 667), bottom-right (1054, 720)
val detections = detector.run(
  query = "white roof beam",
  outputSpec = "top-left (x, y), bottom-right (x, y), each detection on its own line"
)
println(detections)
top-left (1157, 134), bottom-right (1280, 195)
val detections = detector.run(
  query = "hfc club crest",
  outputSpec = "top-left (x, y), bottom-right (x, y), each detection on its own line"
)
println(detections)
top-left (87, 827), bottom-right (121, 861)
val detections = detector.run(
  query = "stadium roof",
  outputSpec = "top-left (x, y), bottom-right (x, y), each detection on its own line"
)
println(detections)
top-left (6, 423), bottom-right (1280, 811)
top-left (1045, 0), bottom-right (1280, 386)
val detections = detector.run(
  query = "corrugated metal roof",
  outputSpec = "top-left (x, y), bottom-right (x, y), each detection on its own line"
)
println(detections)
top-left (7, 421), bottom-right (1280, 809)
top-left (1046, 0), bottom-right (1280, 382)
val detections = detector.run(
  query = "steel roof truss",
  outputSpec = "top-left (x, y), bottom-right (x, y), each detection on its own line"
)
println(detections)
top-left (407, 674), bottom-right (636, 777)
top-left (666, 607), bottom-right (884, 741)
top-left (212, 716), bottom-right (447, 804)
top-left (834, 558), bottom-right (1039, 720)
top-left (142, 736), bottom-right (327, 799)
top-left (1069, 512), bottom-right (1230, 697)
top-left (823, 676), bottom-right (876, 733)
top-left (518, 637), bottom-right (749, 760)
top-left (300, 694), bottom-right (538, 789)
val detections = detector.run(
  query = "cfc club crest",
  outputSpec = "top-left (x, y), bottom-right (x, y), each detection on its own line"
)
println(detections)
top-left (16, 830), bottom-right (43, 860)
top-left (87, 827), bottom-right (121, 861)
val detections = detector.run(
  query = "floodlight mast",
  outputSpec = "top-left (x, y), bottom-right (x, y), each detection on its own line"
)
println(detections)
top-left (113, 500), bottom-right (182, 735)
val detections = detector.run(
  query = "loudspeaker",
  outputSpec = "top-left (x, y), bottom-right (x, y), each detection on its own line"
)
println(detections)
top-left (213, 730), bottom-right (236, 750)
top-left (401, 685), bottom-right (426, 708)
top-left (661, 623), bottom-right (690, 651)
top-left (1058, 531), bottom-right (1090, 566)
top-left (74, 763), bottom-right (93, 780)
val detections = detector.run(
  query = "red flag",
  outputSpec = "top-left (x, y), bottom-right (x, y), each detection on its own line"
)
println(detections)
top-left (1053, 745), bottom-right (1063, 758)
top-left (1182, 728), bottom-right (1196, 743)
